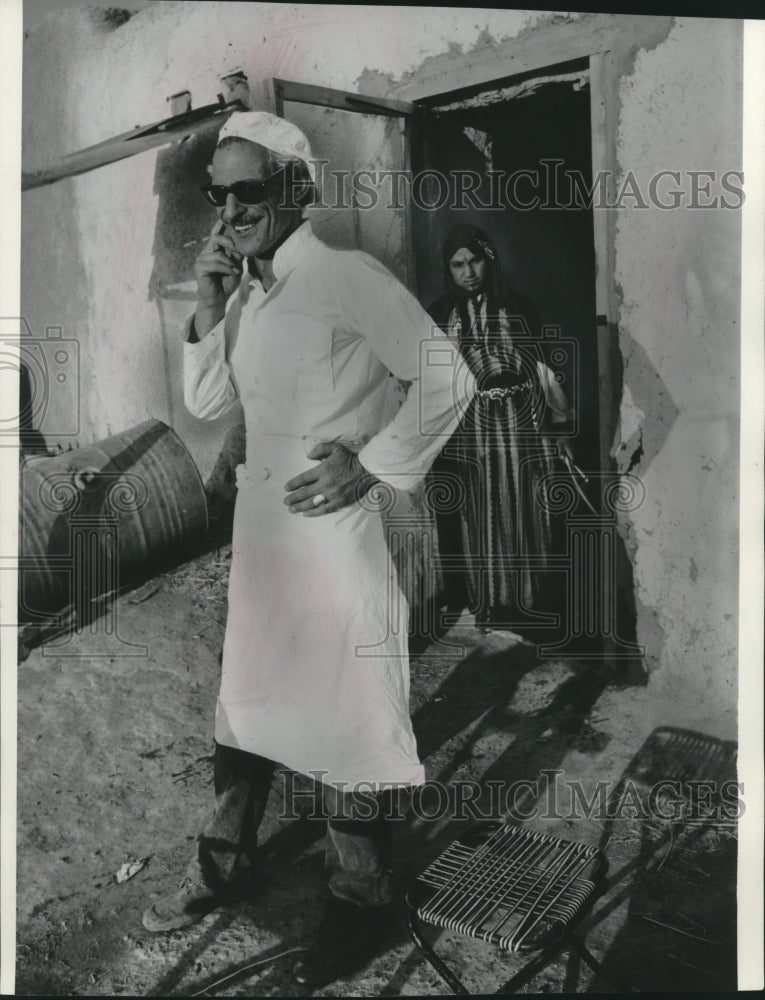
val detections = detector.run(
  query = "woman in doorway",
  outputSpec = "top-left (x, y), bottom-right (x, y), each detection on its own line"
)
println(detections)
top-left (427, 224), bottom-right (574, 632)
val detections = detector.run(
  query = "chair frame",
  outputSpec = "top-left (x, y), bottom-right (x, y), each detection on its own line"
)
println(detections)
top-left (406, 821), bottom-right (613, 994)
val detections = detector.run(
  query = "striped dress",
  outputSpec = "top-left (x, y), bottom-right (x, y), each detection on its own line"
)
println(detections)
top-left (428, 289), bottom-right (571, 627)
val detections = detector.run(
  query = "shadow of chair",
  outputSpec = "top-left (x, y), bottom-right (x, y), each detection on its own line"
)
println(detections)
top-left (563, 726), bottom-right (738, 993)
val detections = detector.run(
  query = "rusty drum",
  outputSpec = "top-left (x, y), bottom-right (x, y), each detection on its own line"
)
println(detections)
top-left (19, 418), bottom-right (208, 623)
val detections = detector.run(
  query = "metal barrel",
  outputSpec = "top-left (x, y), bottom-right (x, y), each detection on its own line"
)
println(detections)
top-left (19, 418), bottom-right (208, 623)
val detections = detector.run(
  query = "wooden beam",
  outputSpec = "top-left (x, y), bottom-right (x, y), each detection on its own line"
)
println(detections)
top-left (589, 49), bottom-right (620, 477)
top-left (22, 100), bottom-right (244, 192)
top-left (273, 78), bottom-right (415, 118)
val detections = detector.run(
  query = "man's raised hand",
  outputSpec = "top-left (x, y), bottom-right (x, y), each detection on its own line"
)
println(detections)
top-left (193, 222), bottom-right (244, 338)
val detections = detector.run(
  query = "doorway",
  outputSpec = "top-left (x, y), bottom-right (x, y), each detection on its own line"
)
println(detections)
top-left (271, 70), bottom-right (622, 646)
top-left (411, 61), bottom-right (599, 473)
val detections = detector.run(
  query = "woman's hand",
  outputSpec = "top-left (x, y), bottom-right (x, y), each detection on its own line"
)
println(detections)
top-left (554, 436), bottom-right (575, 462)
top-left (283, 442), bottom-right (380, 516)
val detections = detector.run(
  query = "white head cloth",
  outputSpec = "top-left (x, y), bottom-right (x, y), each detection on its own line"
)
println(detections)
top-left (217, 111), bottom-right (316, 182)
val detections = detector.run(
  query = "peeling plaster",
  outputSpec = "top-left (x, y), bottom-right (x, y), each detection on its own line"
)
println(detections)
top-left (626, 430), bottom-right (644, 474)
top-left (615, 384), bottom-right (645, 469)
top-left (395, 8), bottom-right (562, 93)
top-left (433, 68), bottom-right (589, 112)
top-left (354, 68), bottom-right (397, 99)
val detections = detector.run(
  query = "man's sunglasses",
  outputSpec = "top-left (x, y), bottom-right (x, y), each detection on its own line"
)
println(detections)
top-left (200, 168), bottom-right (285, 207)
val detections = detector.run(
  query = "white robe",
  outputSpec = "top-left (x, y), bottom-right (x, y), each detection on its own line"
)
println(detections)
top-left (184, 223), bottom-right (475, 789)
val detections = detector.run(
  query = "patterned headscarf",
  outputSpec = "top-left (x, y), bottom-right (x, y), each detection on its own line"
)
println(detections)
top-left (440, 223), bottom-right (509, 356)
top-left (442, 224), bottom-right (503, 302)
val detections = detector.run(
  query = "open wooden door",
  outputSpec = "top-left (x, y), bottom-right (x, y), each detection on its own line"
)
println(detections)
top-left (273, 79), bottom-right (417, 288)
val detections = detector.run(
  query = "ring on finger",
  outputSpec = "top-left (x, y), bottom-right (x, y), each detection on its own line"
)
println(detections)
top-left (312, 493), bottom-right (328, 507)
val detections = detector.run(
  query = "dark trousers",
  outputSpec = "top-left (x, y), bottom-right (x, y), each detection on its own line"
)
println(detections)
top-left (193, 742), bottom-right (395, 908)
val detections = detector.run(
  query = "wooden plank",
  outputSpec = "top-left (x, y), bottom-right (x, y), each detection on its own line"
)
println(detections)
top-left (273, 78), bottom-right (415, 118)
top-left (401, 114), bottom-right (417, 293)
top-left (590, 64), bottom-right (611, 330)
top-left (589, 50), bottom-right (620, 474)
top-left (272, 78), bottom-right (285, 117)
top-left (22, 103), bottom-right (241, 192)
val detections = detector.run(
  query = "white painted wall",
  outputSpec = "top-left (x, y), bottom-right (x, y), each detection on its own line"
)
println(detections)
top-left (613, 16), bottom-right (741, 734)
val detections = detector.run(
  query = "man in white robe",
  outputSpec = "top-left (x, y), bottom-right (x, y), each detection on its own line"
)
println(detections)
top-left (141, 111), bottom-right (474, 985)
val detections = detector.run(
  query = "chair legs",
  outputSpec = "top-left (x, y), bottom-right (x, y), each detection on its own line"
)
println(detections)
top-left (407, 909), bottom-right (470, 995)
top-left (569, 933), bottom-right (637, 993)
top-left (407, 908), bottom-right (629, 995)
top-left (494, 937), bottom-right (570, 993)
top-left (408, 904), bottom-right (568, 995)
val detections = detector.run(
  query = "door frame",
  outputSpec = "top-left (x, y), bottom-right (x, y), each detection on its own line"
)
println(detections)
top-left (272, 78), bottom-right (415, 118)
top-left (271, 78), bottom-right (418, 288)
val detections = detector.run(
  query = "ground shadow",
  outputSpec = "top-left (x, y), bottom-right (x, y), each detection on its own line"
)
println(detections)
top-left (137, 634), bottom-right (617, 996)
top-left (386, 725), bottom-right (737, 995)
top-left (574, 727), bottom-right (738, 993)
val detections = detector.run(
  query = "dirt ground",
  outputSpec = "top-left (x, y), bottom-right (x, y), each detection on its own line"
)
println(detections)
top-left (15, 545), bottom-right (737, 996)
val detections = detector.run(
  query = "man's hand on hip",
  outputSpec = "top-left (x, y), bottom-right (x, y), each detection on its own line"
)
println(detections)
top-left (284, 442), bottom-right (380, 516)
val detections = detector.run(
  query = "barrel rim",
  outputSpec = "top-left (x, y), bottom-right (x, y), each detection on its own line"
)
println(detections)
top-left (150, 418), bottom-right (210, 534)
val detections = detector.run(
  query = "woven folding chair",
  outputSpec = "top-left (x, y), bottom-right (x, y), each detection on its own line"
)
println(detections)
top-left (407, 822), bottom-right (610, 994)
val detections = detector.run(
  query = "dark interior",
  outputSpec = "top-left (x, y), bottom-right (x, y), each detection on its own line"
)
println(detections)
top-left (411, 78), bottom-right (599, 472)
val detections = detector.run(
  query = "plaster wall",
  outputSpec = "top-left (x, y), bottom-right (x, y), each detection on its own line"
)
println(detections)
top-left (612, 16), bottom-right (741, 734)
